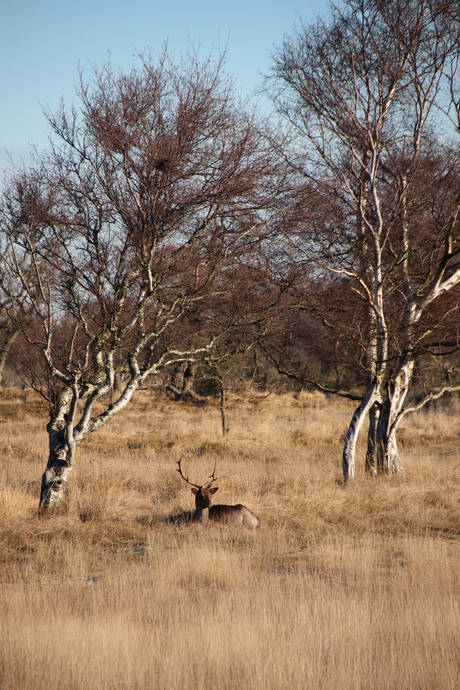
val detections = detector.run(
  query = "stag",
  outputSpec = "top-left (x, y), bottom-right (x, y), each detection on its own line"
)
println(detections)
top-left (176, 458), bottom-right (260, 529)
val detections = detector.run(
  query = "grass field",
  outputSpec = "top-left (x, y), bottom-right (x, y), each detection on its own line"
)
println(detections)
top-left (0, 387), bottom-right (459, 689)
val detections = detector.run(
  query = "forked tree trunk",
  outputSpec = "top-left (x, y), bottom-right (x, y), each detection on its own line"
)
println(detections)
top-left (167, 361), bottom-right (202, 402)
top-left (365, 360), bottom-right (414, 476)
top-left (343, 381), bottom-right (378, 480)
top-left (39, 369), bottom-right (143, 510)
top-left (377, 427), bottom-right (402, 475)
top-left (368, 399), bottom-right (403, 475)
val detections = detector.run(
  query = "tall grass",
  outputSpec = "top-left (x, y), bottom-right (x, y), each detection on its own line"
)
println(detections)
top-left (0, 388), bottom-right (459, 689)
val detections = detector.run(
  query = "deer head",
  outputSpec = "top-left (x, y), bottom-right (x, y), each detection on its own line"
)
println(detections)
top-left (176, 457), bottom-right (219, 509)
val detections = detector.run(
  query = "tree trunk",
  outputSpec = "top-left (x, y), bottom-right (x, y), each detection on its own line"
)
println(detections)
top-left (167, 361), bottom-right (203, 402)
top-left (39, 416), bottom-right (76, 509)
top-left (343, 381), bottom-right (378, 481)
top-left (365, 401), bottom-right (380, 476)
top-left (365, 360), bottom-right (415, 476)
top-left (366, 403), bottom-right (403, 476)
top-left (39, 385), bottom-right (79, 510)
top-left (373, 398), bottom-right (403, 475)
top-left (379, 428), bottom-right (402, 475)
top-left (220, 385), bottom-right (229, 436)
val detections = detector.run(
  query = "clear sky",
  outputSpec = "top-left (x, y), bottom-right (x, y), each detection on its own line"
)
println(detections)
top-left (0, 0), bottom-right (324, 174)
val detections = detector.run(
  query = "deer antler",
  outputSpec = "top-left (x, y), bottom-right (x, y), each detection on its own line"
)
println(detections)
top-left (176, 457), bottom-right (202, 489)
top-left (205, 462), bottom-right (218, 489)
top-left (176, 458), bottom-right (218, 490)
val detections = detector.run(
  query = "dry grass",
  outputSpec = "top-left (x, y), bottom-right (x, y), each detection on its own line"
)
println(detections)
top-left (0, 388), bottom-right (459, 689)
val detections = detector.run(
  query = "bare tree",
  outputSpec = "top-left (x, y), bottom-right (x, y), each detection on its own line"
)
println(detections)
top-left (0, 49), bottom-right (282, 508)
top-left (271, 0), bottom-right (460, 479)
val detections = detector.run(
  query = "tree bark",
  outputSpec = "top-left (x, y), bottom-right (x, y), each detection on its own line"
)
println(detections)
top-left (39, 417), bottom-right (76, 509)
top-left (167, 361), bottom-right (203, 402)
top-left (365, 401), bottom-right (380, 476)
top-left (365, 359), bottom-right (415, 476)
top-left (373, 399), bottom-right (403, 475)
top-left (39, 385), bottom-right (78, 509)
top-left (220, 385), bottom-right (229, 436)
top-left (343, 381), bottom-right (378, 481)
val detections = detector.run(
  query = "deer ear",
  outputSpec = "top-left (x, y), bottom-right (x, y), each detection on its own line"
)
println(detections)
top-left (210, 487), bottom-right (219, 494)
top-left (191, 488), bottom-right (198, 495)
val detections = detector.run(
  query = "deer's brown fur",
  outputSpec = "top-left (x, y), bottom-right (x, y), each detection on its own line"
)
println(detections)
top-left (177, 459), bottom-right (260, 529)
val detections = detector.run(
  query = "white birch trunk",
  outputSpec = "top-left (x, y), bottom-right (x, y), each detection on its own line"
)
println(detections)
top-left (39, 418), bottom-right (75, 509)
top-left (369, 359), bottom-right (415, 476)
top-left (39, 387), bottom-right (76, 509)
top-left (342, 381), bottom-right (379, 480)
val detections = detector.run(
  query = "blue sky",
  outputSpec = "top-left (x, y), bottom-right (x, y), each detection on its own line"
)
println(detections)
top-left (1, 0), bottom-right (323, 173)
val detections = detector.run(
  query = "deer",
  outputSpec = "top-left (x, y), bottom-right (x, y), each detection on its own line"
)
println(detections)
top-left (176, 458), bottom-right (260, 529)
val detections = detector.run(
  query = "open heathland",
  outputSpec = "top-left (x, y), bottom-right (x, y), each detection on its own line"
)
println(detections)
top-left (0, 388), bottom-right (459, 689)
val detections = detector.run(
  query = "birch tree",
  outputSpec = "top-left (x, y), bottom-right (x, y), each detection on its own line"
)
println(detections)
top-left (0, 50), bottom-right (281, 508)
top-left (271, 0), bottom-right (460, 479)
